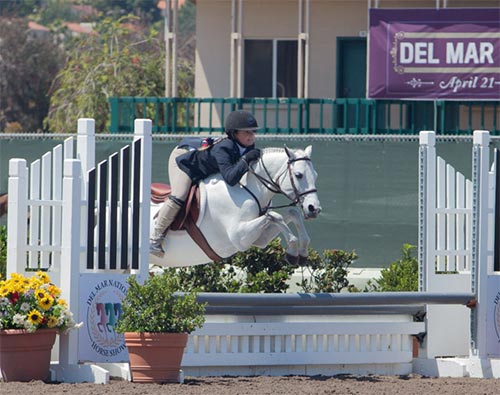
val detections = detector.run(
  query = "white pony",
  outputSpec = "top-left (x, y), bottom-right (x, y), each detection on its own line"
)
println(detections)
top-left (149, 145), bottom-right (321, 267)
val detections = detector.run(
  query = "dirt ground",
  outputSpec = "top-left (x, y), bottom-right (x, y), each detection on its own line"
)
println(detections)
top-left (1, 374), bottom-right (499, 395)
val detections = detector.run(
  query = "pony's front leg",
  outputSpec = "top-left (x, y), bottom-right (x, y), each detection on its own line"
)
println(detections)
top-left (245, 211), bottom-right (301, 266)
top-left (231, 211), bottom-right (298, 257)
top-left (281, 207), bottom-right (311, 265)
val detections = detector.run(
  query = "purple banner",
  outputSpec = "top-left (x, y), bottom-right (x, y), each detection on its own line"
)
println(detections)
top-left (368, 9), bottom-right (500, 99)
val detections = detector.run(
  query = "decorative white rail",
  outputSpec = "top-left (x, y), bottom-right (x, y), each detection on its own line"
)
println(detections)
top-left (182, 318), bottom-right (424, 375)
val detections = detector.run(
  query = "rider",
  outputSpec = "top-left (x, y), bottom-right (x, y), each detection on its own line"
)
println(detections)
top-left (150, 109), bottom-right (262, 257)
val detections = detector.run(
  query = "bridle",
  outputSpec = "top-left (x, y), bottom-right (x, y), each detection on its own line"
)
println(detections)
top-left (240, 155), bottom-right (318, 215)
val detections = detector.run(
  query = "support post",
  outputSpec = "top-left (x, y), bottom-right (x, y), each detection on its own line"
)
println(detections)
top-left (59, 159), bottom-right (82, 366)
top-left (164, 0), bottom-right (171, 97)
top-left (133, 119), bottom-right (152, 282)
top-left (172, 0), bottom-right (178, 97)
top-left (77, 118), bottom-right (95, 189)
top-left (418, 131), bottom-right (436, 292)
top-left (236, 0), bottom-right (243, 97)
top-left (471, 130), bottom-right (491, 358)
top-left (7, 159), bottom-right (28, 276)
top-left (230, 0), bottom-right (236, 97)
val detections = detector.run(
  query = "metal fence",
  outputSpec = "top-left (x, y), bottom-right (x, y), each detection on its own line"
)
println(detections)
top-left (109, 97), bottom-right (499, 135)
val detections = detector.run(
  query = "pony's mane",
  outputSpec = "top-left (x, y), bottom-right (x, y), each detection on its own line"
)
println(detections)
top-left (262, 147), bottom-right (305, 157)
top-left (262, 147), bottom-right (285, 155)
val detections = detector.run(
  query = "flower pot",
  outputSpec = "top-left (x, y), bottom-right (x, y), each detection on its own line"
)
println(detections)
top-left (0, 329), bottom-right (57, 382)
top-left (124, 332), bottom-right (188, 383)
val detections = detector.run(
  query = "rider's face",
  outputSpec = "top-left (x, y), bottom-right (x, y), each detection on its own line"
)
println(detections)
top-left (234, 130), bottom-right (256, 147)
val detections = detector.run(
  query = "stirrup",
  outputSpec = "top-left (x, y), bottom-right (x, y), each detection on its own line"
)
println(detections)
top-left (150, 238), bottom-right (165, 257)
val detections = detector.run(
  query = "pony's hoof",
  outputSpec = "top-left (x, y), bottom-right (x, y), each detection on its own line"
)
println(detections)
top-left (285, 253), bottom-right (299, 267)
top-left (298, 255), bottom-right (308, 267)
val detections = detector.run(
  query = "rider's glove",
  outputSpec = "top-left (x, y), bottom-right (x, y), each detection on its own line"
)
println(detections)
top-left (242, 149), bottom-right (261, 165)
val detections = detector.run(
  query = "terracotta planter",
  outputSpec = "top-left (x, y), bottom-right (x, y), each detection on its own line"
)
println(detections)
top-left (0, 329), bottom-right (57, 382)
top-left (124, 332), bottom-right (188, 383)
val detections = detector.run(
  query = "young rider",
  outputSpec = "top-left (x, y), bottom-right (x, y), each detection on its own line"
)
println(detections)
top-left (150, 110), bottom-right (262, 257)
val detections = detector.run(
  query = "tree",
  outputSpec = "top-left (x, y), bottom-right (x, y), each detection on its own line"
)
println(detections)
top-left (0, 0), bottom-right (42, 18)
top-left (46, 16), bottom-right (165, 132)
top-left (33, 0), bottom-right (80, 25)
top-left (89, 0), bottom-right (162, 23)
top-left (0, 18), bottom-right (64, 132)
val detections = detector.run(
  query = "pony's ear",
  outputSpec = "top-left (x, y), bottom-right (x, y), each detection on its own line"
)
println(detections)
top-left (284, 145), bottom-right (295, 160)
top-left (305, 145), bottom-right (312, 158)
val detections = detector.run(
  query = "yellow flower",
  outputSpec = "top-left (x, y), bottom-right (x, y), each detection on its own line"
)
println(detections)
top-left (0, 285), bottom-right (9, 297)
top-left (5, 282), bottom-right (16, 294)
top-left (27, 309), bottom-right (43, 325)
top-left (35, 289), bottom-right (49, 301)
top-left (38, 296), bottom-right (54, 311)
top-left (47, 284), bottom-right (61, 297)
top-left (10, 278), bottom-right (23, 292)
top-left (46, 316), bottom-right (59, 328)
top-left (29, 278), bottom-right (43, 290)
top-left (58, 298), bottom-right (68, 307)
top-left (36, 271), bottom-right (51, 284)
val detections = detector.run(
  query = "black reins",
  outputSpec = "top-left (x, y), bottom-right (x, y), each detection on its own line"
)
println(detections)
top-left (240, 156), bottom-right (317, 215)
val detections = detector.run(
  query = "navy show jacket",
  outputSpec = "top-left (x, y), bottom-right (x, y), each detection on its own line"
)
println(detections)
top-left (176, 137), bottom-right (255, 186)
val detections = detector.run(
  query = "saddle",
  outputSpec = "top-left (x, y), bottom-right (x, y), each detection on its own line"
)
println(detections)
top-left (150, 182), bottom-right (221, 262)
top-left (151, 182), bottom-right (200, 231)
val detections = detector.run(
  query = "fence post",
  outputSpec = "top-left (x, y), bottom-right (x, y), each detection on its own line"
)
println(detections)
top-left (77, 118), bottom-right (95, 189)
top-left (109, 98), bottom-right (119, 133)
top-left (471, 130), bottom-right (491, 358)
top-left (418, 131), bottom-right (436, 293)
top-left (6, 159), bottom-right (28, 276)
top-left (134, 119), bottom-right (152, 282)
top-left (59, 159), bottom-right (82, 365)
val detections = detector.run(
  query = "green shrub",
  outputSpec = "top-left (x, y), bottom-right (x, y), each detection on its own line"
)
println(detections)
top-left (163, 263), bottom-right (241, 293)
top-left (166, 238), bottom-right (355, 294)
top-left (297, 249), bottom-right (358, 293)
top-left (365, 244), bottom-right (418, 292)
top-left (227, 238), bottom-right (296, 293)
top-left (115, 271), bottom-right (206, 334)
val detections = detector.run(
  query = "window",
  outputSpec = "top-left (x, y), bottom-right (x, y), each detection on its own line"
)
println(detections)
top-left (244, 39), bottom-right (298, 98)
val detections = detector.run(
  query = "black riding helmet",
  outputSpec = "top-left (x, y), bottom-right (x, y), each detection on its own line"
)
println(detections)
top-left (224, 110), bottom-right (259, 138)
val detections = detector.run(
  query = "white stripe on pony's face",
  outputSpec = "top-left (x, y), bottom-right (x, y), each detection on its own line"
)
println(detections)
top-left (284, 146), bottom-right (322, 219)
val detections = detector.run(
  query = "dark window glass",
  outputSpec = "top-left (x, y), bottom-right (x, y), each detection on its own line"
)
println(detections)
top-left (244, 40), bottom-right (272, 97)
top-left (244, 39), bottom-right (298, 98)
top-left (277, 41), bottom-right (297, 98)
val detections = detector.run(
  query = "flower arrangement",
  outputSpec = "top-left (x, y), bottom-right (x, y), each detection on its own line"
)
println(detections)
top-left (0, 271), bottom-right (80, 333)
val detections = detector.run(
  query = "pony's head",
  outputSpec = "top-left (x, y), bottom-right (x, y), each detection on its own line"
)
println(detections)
top-left (282, 146), bottom-right (322, 219)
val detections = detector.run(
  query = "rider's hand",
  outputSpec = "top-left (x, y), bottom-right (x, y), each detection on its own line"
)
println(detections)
top-left (242, 149), bottom-right (261, 165)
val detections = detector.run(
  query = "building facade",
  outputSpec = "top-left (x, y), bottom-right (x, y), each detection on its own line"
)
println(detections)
top-left (192, 0), bottom-right (499, 132)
